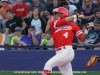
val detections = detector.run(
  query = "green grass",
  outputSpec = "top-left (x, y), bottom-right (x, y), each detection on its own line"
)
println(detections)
top-left (0, 71), bottom-right (100, 75)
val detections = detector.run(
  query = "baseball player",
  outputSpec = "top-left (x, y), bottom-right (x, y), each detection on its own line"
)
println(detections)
top-left (42, 7), bottom-right (89, 75)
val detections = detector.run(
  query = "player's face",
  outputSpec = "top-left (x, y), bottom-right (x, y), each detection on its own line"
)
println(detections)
top-left (53, 12), bottom-right (61, 20)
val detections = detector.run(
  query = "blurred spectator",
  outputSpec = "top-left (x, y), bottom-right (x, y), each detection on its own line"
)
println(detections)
top-left (0, 33), bottom-right (5, 45)
top-left (40, 0), bottom-right (47, 6)
top-left (93, 8), bottom-right (100, 20)
top-left (31, 7), bottom-right (46, 36)
top-left (73, 0), bottom-right (82, 9)
top-left (4, 9), bottom-right (27, 45)
top-left (42, 13), bottom-right (55, 42)
top-left (31, 0), bottom-right (47, 6)
top-left (0, 33), bottom-right (5, 50)
top-left (12, 26), bottom-right (41, 47)
top-left (48, 0), bottom-right (59, 15)
top-left (12, 0), bottom-right (29, 19)
top-left (29, 0), bottom-right (46, 17)
top-left (64, 0), bottom-right (70, 4)
top-left (59, 1), bottom-right (77, 16)
top-left (73, 36), bottom-right (78, 49)
top-left (73, 9), bottom-right (81, 24)
top-left (40, 31), bottom-right (52, 46)
top-left (23, 0), bottom-right (32, 6)
top-left (69, 0), bottom-right (79, 4)
top-left (92, 0), bottom-right (100, 7)
top-left (73, 9), bottom-right (89, 24)
top-left (87, 8), bottom-right (100, 23)
top-left (80, 0), bottom-right (98, 20)
top-left (0, 0), bottom-right (2, 8)
top-left (45, 15), bottom-right (55, 34)
top-left (44, 11), bottom-right (51, 21)
top-left (20, 26), bottom-right (41, 46)
top-left (0, 0), bottom-right (12, 33)
top-left (9, 0), bottom-right (17, 6)
top-left (85, 19), bottom-right (100, 49)
top-left (74, 8), bottom-right (100, 25)
top-left (10, 26), bottom-right (22, 45)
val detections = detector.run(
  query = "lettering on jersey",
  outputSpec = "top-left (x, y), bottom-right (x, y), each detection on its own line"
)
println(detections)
top-left (16, 8), bottom-right (25, 11)
top-left (55, 25), bottom-right (72, 33)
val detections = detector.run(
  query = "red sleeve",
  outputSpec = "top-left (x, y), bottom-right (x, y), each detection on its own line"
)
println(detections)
top-left (72, 23), bottom-right (84, 42)
top-left (77, 33), bottom-right (84, 42)
top-left (54, 19), bottom-right (67, 27)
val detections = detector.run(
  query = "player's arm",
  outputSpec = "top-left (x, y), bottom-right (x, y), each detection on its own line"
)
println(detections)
top-left (65, 16), bottom-right (75, 22)
top-left (80, 29), bottom-right (88, 42)
top-left (76, 31), bottom-right (87, 42)
top-left (80, 22), bottom-right (95, 42)
top-left (75, 26), bottom-right (88, 42)
top-left (74, 21), bottom-right (94, 42)
top-left (55, 15), bottom-right (84, 27)
top-left (45, 19), bottom-right (51, 32)
top-left (76, 25), bottom-right (92, 42)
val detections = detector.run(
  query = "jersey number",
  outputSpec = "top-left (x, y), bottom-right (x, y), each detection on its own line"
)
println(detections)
top-left (63, 32), bottom-right (68, 38)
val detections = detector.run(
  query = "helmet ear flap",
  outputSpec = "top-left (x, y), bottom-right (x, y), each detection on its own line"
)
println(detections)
top-left (61, 11), bottom-right (70, 19)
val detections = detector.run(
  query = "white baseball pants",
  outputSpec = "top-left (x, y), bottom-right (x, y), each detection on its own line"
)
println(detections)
top-left (43, 45), bottom-right (75, 75)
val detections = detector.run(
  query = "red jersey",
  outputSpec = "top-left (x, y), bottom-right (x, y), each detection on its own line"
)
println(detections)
top-left (12, 3), bottom-right (29, 18)
top-left (50, 19), bottom-right (83, 48)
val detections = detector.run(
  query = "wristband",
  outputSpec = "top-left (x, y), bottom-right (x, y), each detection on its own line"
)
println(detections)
top-left (72, 15), bottom-right (77, 19)
top-left (84, 29), bottom-right (88, 34)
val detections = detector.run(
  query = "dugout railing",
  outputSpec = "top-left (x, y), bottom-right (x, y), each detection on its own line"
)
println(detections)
top-left (0, 45), bottom-right (100, 50)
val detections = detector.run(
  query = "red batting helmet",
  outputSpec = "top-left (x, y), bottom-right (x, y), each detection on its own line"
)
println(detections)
top-left (53, 7), bottom-right (70, 19)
